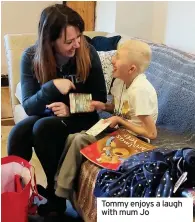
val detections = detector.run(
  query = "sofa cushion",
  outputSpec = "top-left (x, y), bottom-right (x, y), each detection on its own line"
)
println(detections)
top-left (85, 35), bottom-right (121, 51)
top-left (106, 32), bottom-right (132, 48)
top-left (97, 50), bottom-right (116, 94)
top-left (152, 126), bottom-right (195, 148)
top-left (92, 36), bottom-right (121, 51)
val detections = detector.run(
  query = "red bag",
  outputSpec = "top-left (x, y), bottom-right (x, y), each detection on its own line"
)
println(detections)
top-left (1, 155), bottom-right (40, 222)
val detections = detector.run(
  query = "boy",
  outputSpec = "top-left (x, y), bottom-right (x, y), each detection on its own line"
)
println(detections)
top-left (55, 39), bottom-right (158, 204)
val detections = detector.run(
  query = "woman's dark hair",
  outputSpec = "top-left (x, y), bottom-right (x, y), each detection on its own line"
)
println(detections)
top-left (33, 4), bottom-right (91, 84)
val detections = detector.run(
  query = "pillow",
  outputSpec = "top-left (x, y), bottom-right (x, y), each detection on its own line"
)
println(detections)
top-left (97, 50), bottom-right (116, 94)
top-left (15, 82), bottom-right (22, 104)
top-left (85, 34), bottom-right (121, 51)
top-left (92, 36), bottom-right (121, 51)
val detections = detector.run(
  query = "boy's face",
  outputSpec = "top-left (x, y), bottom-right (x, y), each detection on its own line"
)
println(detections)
top-left (112, 48), bottom-right (135, 80)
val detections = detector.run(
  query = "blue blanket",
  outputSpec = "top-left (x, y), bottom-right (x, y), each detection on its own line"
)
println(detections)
top-left (94, 147), bottom-right (195, 198)
top-left (145, 43), bottom-right (195, 134)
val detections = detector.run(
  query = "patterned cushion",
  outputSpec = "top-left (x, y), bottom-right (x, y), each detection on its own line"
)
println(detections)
top-left (97, 50), bottom-right (116, 94)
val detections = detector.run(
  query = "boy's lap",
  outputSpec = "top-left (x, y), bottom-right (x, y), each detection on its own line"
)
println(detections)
top-left (68, 131), bottom-right (97, 147)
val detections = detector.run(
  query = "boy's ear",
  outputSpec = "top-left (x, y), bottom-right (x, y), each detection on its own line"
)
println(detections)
top-left (128, 65), bottom-right (137, 74)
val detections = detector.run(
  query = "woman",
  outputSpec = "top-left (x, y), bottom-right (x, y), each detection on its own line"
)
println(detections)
top-left (8, 4), bottom-right (107, 215)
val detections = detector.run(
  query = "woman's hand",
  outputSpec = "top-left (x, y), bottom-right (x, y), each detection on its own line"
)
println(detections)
top-left (46, 102), bottom-right (70, 117)
top-left (90, 100), bottom-right (106, 111)
top-left (53, 79), bottom-right (76, 95)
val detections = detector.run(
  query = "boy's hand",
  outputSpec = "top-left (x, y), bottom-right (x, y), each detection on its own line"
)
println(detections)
top-left (90, 101), bottom-right (106, 111)
top-left (104, 116), bottom-right (121, 128)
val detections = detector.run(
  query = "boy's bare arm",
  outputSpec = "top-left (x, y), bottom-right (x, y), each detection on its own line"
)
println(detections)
top-left (91, 98), bottom-right (115, 113)
top-left (119, 115), bottom-right (157, 139)
top-left (106, 115), bottom-right (157, 139)
top-left (104, 103), bottom-right (115, 113)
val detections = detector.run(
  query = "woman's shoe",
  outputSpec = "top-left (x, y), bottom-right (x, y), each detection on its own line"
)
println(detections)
top-left (37, 195), bottom-right (66, 217)
top-left (37, 184), bottom-right (48, 199)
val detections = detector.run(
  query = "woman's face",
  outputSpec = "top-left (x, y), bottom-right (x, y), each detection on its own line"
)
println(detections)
top-left (54, 25), bottom-right (81, 57)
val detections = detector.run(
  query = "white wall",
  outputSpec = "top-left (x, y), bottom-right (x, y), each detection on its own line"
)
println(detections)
top-left (95, 1), bottom-right (116, 33)
top-left (165, 1), bottom-right (195, 54)
top-left (95, 1), bottom-right (167, 43)
top-left (1, 1), bottom-right (60, 75)
top-left (115, 1), bottom-right (154, 41)
top-left (2, 1), bottom-right (195, 75)
top-left (95, 1), bottom-right (195, 54)
top-left (152, 1), bottom-right (168, 44)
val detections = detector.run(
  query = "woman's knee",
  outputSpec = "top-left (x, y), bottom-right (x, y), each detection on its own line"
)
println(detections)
top-left (8, 116), bottom-right (40, 144)
top-left (7, 116), bottom-right (39, 158)
top-left (33, 117), bottom-right (57, 137)
top-left (33, 116), bottom-right (69, 143)
top-left (7, 124), bottom-right (22, 154)
top-left (32, 118), bottom-right (46, 138)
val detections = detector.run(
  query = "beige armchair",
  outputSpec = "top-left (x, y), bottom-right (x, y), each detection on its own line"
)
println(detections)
top-left (4, 33), bottom-right (37, 123)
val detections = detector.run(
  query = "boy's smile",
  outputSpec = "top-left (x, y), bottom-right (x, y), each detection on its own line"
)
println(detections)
top-left (112, 49), bottom-right (134, 81)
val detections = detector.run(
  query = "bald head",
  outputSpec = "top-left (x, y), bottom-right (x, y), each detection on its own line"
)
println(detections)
top-left (119, 39), bottom-right (152, 73)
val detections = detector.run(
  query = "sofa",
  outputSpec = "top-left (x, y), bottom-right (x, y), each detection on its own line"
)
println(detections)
top-left (4, 31), bottom-right (195, 222)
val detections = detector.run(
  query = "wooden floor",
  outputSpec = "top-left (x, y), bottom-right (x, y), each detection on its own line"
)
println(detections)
top-left (1, 118), bottom-right (15, 126)
top-left (1, 87), bottom-right (13, 119)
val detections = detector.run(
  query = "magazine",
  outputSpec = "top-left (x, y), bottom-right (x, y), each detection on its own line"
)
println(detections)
top-left (80, 128), bottom-right (156, 170)
top-left (69, 93), bottom-right (92, 113)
